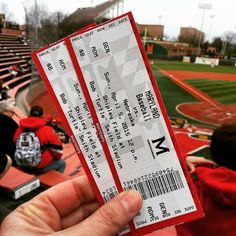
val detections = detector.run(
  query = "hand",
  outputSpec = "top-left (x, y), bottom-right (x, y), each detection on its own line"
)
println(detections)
top-left (0, 176), bottom-right (142, 236)
top-left (186, 156), bottom-right (217, 174)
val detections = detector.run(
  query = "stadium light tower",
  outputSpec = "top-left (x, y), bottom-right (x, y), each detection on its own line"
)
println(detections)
top-left (197, 3), bottom-right (212, 56)
top-left (208, 15), bottom-right (215, 42)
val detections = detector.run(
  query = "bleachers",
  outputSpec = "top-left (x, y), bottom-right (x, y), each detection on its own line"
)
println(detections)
top-left (4, 73), bottom-right (32, 89)
top-left (0, 59), bottom-right (27, 68)
top-left (0, 33), bottom-right (32, 95)
top-left (0, 56), bottom-right (21, 62)
top-left (0, 32), bottom-right (83, 199)
top-left (0, 53), bottom-right (15, 58)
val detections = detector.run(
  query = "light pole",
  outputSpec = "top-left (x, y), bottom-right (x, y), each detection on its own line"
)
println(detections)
top-left (208, 14), bottom-right (215, 42)
top-left (158, 15), bottom-right (162, 24)
top-left (197, 3), bottom-right (212, 56)
top-left (34, 0), bottom-right (38, 40)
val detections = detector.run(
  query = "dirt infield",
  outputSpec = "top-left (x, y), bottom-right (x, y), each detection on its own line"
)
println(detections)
top-left (160, 70), bottom-right (236, 126)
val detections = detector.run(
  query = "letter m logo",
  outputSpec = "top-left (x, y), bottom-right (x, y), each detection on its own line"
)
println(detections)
top-left (151, 136), bottom-right (170, 157)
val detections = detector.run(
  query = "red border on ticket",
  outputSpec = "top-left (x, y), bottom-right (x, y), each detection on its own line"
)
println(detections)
top-left (32, 23), bottom-right (109, 206)
top-left (65, 19), bottom-right (137, 234)
top-left (128, 11), bottom-right (204, 235)
top-left (65, 12), bottom-right (204, 235)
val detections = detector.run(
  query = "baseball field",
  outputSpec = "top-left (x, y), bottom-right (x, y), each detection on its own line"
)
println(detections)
top-left (151, 60), bottom-right (236, 128)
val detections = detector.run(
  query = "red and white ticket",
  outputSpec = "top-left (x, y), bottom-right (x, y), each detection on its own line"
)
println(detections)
top-left (32, 33), bottom-right (130, 235)
top-left (33, 12), bottom-right (203, 235)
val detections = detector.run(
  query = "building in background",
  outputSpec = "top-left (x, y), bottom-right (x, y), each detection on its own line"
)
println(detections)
top-left (137, 24), bottom-right (164, 41)
top-left (179, 27), bottom-right (204, 47)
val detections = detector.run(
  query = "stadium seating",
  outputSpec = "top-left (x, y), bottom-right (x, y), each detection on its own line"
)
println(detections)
top-left (0, 33), bottom-right (32, 100)
top-left (0, 30), bottom-right (83, 194)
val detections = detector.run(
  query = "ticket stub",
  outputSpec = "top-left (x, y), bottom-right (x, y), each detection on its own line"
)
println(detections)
top-left (33, 32), bottom-right (130, 235)
top-left (66, 12), bottom-right (203, 235)
top-left (32, 40), bottom-right (121, 201)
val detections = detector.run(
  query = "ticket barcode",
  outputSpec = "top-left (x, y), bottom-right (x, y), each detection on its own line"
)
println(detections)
top-left (124, 170), bottom-right (185, 200)
top-left (103, 190), bottom-right (118, 202)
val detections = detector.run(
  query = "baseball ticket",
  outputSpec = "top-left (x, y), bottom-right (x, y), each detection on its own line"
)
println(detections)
top-left (33, 12), bottom-right (203, 235)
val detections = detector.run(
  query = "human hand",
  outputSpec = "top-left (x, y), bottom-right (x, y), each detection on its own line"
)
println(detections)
top-left (186, 156), bottom-right (217, 174)
top-left (0, 175), bottom-right (142, 236)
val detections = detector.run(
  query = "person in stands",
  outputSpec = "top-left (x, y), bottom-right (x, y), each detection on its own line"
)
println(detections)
top-left (44, 114), bottom-right (69, 144)
top-left (176, 123), bottom-right (236, 236)
top-left (0, 100), bottom-right (18, 163)
top-left (0, 80), bottom-right (10, 101)
top-left (9, 63), bottom-right (25, 78)
top-left (13, 105), bottom-right (65, 174)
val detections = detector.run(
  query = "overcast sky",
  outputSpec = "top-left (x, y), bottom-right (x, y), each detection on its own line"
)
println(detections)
top-left (1, 0), bottom-right (236, 41)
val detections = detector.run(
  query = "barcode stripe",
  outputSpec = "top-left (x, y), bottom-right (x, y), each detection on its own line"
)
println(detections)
top-left (166, 173), bottom-right (174, 191)
top-left (153, 177), bottom-right (162, 195)
top-left (164, 175), bottom-right (171, 192)
top-left (176, 171), bottom-right (185, 188)
top-left (169, 172), bottom-right (177, 190)
top-left (160, 175), bottom-right (167, 193)
top-left (173, 171), bottom-right (181, 189)
top-left (124, 170), bottom-right (184, 200)
top-left (103, 190), bottom-right (118, 202)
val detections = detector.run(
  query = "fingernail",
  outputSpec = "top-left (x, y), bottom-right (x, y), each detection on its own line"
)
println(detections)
top-left (120, 190), bottom-right (142, 214)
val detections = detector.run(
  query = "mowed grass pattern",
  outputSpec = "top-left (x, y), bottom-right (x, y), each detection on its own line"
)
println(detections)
top-left (155, 60), bottom-right (236, 74)
top-left (185, 79), bottom-right (236, 105)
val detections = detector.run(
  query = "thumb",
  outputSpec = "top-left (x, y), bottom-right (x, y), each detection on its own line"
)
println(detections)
top-left (68, 190), bottom-right (142, 236)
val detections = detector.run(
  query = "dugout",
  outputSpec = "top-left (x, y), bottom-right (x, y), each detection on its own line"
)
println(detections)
top-left (143, 40), bottom-right (167, 59)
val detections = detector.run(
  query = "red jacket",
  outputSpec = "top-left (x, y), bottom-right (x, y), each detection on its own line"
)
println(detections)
top-left (176, 166), bottom-right (236, 236)
top-left (13, 116), bottom-right (63, 168)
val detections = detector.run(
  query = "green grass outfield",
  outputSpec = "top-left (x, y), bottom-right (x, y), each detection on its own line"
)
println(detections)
top-left (151, 65), bottom-right (212, 126)
top-left (185, 79), bottom-right (236, 105)
top-left (150, 60), bottom-right (236, 127)
top-left (154, 60), bottom-right (236, 74)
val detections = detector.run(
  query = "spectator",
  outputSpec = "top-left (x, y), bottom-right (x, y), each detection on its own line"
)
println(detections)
top-left (14, 105), bottom-right (65, 174)
top-left (9, 63), bottom-right (25, 78)
top-left (45, 114), bottom-right (69, 144)
top-left (8, 65), bottom-right (18, 78)
top-left (0, 100), bottom-right (18, 163)
top-left (176, 123), bottom-right (236, 236)
top-left (0, 80), bottom-right (10, 101)
top-left (18, 31), bottom-right (27, 45)
top-left (0, 175), bottom-right (142, 235)
top-left (0, 154), bottom-right (12, 179)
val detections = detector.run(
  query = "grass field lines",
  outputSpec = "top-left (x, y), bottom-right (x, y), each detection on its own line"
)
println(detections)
top-left (159, 69), bottom-right (222, 108)
top-left (154, 60), bottom-right (236, 74)
top-left (185, 79), bottom-right (236, 105)
top-left (151, 61), bottom-right (236, 126)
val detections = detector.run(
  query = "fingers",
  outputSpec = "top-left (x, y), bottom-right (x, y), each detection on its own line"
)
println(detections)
top-left (186, 156), bottom-right (218, 174)
top-left (61, 201), bottom-right (99, 229)
top-left (40, 175), bottom-right (96, 217)
top-left (199, 158), bottom-right (217, 166)
top-left (62, 190), bottom-right (143, 236)
top-left (187, 163), bottom-right (196, 174)
top-left (1, 176), bottom-right (98, 234)
top-left (195, 157), bottom-right (217, 167)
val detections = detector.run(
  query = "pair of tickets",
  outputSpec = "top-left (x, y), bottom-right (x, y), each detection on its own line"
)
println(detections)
top-left (33, 12), bottom-right (203, 236)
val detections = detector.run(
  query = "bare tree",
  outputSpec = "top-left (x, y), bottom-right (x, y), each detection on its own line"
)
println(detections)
top-left (0, 2), bottom-right (14, 22)
top-left (223, 31), bottom-right (236, 58)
